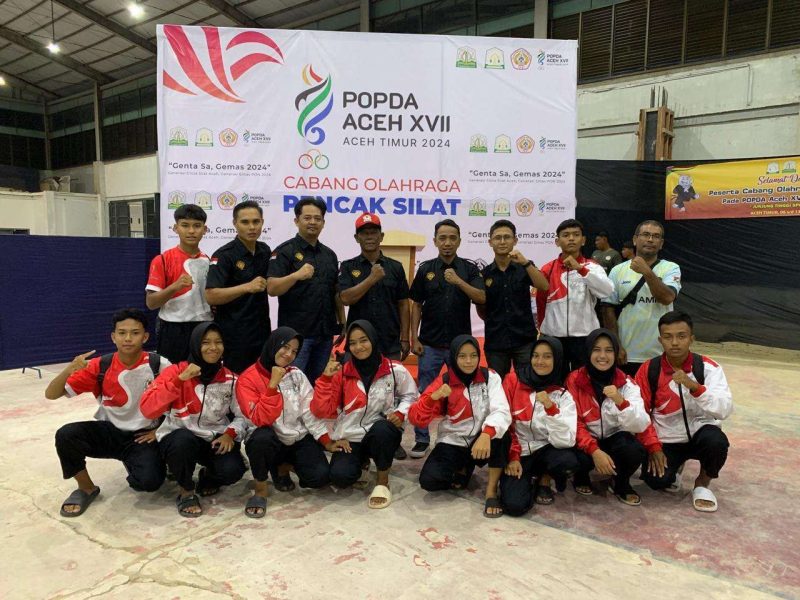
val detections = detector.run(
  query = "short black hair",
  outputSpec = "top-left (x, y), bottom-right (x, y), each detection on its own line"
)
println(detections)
top-left (112, 308), bottom-right (148, 330)
top-left (595, 231), bottom-right (609, 239)
top-left (233, 200), bottom-right (263, 219)
top-left (556, 218), bottom-right (584, 236)
top-left (294, 196), bottom-right (327, 217)
top-left (658, 310), bottom-right (694, 333)
top-left (622, 240), bottom-right (635, 249)
top-left (434, 218), bottom-right (460, 236)
top-left (174, 203), bottom-right (207, 223)
top-left (635, 219), bottom-right (664, 236)
top-left (490, 219), bottom-right (516, 236)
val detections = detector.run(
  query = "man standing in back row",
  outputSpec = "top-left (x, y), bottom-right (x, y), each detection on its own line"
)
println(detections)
top-left (602, 220), bottom-right (682, 378)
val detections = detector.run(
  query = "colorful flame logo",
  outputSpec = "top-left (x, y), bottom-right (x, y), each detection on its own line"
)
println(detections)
top-left (162, 25), bottom-right (283, 103)
top-left (295, 65), bottom-right (333, 145)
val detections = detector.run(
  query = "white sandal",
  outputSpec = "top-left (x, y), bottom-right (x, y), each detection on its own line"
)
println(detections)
top-left (692, 486), bottom-right (718, 512)
top-left (368, 484), bottom-right (392, 509)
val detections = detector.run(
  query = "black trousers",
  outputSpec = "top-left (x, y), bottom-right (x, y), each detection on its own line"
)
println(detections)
top-left (157, 319), bottom-right (209, 365)
top-left (575, 431), bottom-right (646, 494)
top-left (500, 445), bottom-right (580, 516)
top-left (643, 425), bottom-right (729, 489)
top-left (557, 336), bottom-right (587, 374)
top-left (485, 342), bottom-right (536, 379)
top-left (54, 420), bottom-right (165, 492)
top-left (223, 343), bottom-right (263, 375)
top-left (329, 420), bottom-right (402, 488)
top-left (245, 428), bottom-right (330, 488)
top-left (419, 434), bottom-right (510, 492)
top-left (159, 428), bottom-right (246, 492)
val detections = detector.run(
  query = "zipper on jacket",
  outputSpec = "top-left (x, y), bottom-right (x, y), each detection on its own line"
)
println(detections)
top-left (677, 385), bottom-right (693, 442)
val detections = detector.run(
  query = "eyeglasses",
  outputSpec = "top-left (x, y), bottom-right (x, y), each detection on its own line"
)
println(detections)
top-left (636, 232), bottom-right (663, 240)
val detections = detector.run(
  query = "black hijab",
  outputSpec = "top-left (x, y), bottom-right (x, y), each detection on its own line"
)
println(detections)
top-left (517, 336), bottom-right (564, 391)
top-left (449, 334), bottom-right (481, 387)
top-left (259, 326), bottom-right (303, 371)
top-left (187, 322), bottom-right (224, 385)
top-left (585, 328), bottom-right (620, 401)
top-left (347, 320), bottom-right (383, 392)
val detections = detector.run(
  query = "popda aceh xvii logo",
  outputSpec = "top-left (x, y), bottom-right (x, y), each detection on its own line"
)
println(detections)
top-left (295, 64), bottom-right (333, 146)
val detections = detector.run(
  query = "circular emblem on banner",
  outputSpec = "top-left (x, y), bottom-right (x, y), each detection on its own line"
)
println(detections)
top-left (352, 269), bottom-right (361, 278)
top-left (294, 252), bottom-right (304, 261)
top-left (219, 128), bottom-right (238, 147)
top-left (516, 135), bottom-right (534, 153)
top-left (511, 48), bottom-right (532, 70)
top-left (485, 278), bottom-right (493, 287)
top-left (426, 272), bottom-right (435, 281)
top-left (515, 198), bottom-right (534, 217)
top-left (217, 192), bottom-right (237, 209)
top-left (235, 260), bottom-right (246, 270)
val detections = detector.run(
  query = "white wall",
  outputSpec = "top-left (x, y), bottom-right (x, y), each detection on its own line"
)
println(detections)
top-left (102, 155), bottom-right (158, 200)
top-left (577, 50), bottom-right (800, 160)
top-left (0, 191), bottom-right (103, 236)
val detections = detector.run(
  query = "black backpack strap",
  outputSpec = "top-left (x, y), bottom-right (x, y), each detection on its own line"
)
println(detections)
top-left (691, 353), bottom-right (705, 385)
top-left (147, 352), bottom-right (162, 377)
top-left (617, 259), bottom-right (660, 315)
top-left (97, 353), bottom-right (114, 401)
top-left (646, 358), bottom-right (661, 416)
top-left (480, 367), bottom-right (489, 381)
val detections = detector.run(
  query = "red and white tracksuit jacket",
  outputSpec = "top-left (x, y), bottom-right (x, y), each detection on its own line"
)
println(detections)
top-left (408, 369), bottom-right (511, 448)
top-left (504, 373), bottom-right (577, 461)
top-left (566, 367), bottom-right (650, 455)
top-left (236, 363), bottom-right (331, 446)
top-left (141, 363), bottom-right (247, 443)
top-left (537, 256), bottom-right (614, 337)
top-left (311, 358), bottom-right (418, 443)
top-left (636, 353), bottom-right (734, 452)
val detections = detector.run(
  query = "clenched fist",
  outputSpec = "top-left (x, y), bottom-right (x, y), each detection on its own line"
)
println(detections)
top-left (179, 363), bottom-right (202, 381)
top-left (269, 366), bottom-right (287, 388)
top-left (432, 383), bottom-right (451, 400)
top-left (295, 263), bottom-right (315, 281)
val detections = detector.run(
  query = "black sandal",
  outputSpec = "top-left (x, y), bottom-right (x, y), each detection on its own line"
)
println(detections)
top-left (572, 476), bottom-right (594, 496)
top-left (197, 468), bottom-right (220, 497)
top-left (244, 495), bottom-right (267, 518)
top-left (176, 493), bottom-right (202, 518)
top-left (60, 487), bottom-right (100, 518)
top-left (274, 474), bottom-right (296, 492)
top-left (534, 483), bottom-right (555, 505)
top-left (483, 497), bottom-right (504, 518)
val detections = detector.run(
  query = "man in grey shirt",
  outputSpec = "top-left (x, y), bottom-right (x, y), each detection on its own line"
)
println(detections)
top-left (592, 231), bottom-right (622, 274)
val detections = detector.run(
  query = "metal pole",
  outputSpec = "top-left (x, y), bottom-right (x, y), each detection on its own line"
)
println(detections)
top-left (93, 81), bottom-right (102, 161)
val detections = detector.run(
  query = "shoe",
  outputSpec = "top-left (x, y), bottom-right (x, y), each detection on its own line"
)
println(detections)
top-left (409, 442), bottom-right (429, 458)
top-left (394, 446), bottom-right (407, 460)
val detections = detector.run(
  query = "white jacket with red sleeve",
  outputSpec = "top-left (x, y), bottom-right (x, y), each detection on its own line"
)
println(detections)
top-left (537, 256), bottom-right (614, 337)
top-left (409, 368), bottom-right (511, 448)
top-left (236, 363), bottom-right (331, 447)
top-left (566, 366), bottom-right (650, 455)
top-left (504, 372), bottom-right (576, 461)
top-left (141, 362), bottom-right (246, 443)
top-left (635, 353), bottom-right (733, 452)
top-left (311, 358), bottom-right (418, 443)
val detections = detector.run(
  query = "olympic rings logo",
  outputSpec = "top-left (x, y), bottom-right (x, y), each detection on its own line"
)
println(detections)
top-left (298, 150), bottom-right (329, 169)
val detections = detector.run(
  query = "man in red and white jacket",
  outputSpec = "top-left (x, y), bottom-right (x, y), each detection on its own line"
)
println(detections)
top-left (636, 311), bottom-right (733, 512)
top-left (537, 219), bottom-right (614, 373)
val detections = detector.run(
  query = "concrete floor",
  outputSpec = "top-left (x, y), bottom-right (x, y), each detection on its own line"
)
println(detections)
top-left (1, 342), bottom-right (797, 599)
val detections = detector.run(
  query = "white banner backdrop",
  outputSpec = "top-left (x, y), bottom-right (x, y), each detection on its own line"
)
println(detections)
top-left (157, 26), bottom-right (577, 333)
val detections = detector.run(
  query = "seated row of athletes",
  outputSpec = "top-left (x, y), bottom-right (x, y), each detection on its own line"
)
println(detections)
top-left (47, 198), bottom-right (733, 520)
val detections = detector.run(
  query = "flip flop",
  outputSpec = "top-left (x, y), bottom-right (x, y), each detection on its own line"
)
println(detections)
top-left (60, 487), bottom-right (100, 517)
top-left (692, 486), bottom-right (718, 512)
top-left (353, 465), bottom-right (371, 490)
top-left (572, 480), bottom-right (594, 496)
top-left (609, 484), bottom-right (641, 506)
top-left (197, 468), bottom-right (219, 497)
top-left (273, 474), bottom-right (296, 492)
top-left (244, 495), bottom-right (267, 518)
top-left (368, 484), bottom-right (392, 509)
top-left (534, 483), bottom-right (555, 505)
top-left (483, 497), bottom-right (504, 518)
top-left (176, 493), bottom-right (203, 518)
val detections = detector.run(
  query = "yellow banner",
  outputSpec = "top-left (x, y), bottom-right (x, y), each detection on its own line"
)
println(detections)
top-left (665, 157), bottom-right (800, 220)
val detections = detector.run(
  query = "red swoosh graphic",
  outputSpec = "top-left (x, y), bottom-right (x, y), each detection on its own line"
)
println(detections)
top-left (226, 31), bottom-right (284, 61)
top-left (202, 26), bottom-right (237, 97)
top-left (230, 53), bottom-right (280, 81)
top-left (164, 24), bottom-right (242, 103)
top-left (163, 71), bottom-right (196, 95)
top-left (309, 64), bottom-right (322, 83)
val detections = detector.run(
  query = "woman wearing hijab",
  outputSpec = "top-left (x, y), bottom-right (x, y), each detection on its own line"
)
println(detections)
top-left (409, 335), bottom-right (511, 518)
top-left (311, 320), bottom-right (418, 509)
top-left (236, 327), bottom-right (337, 518)
top-left (141, 323), bottom-right (247, 517)
top-left (500, 336), bottom-right (578, 515)
top-left (566, 328), bottom-right (650, 506)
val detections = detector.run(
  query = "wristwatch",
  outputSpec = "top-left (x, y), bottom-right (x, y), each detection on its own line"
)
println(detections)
top-left (524, 260), bottom-right (536, 269)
